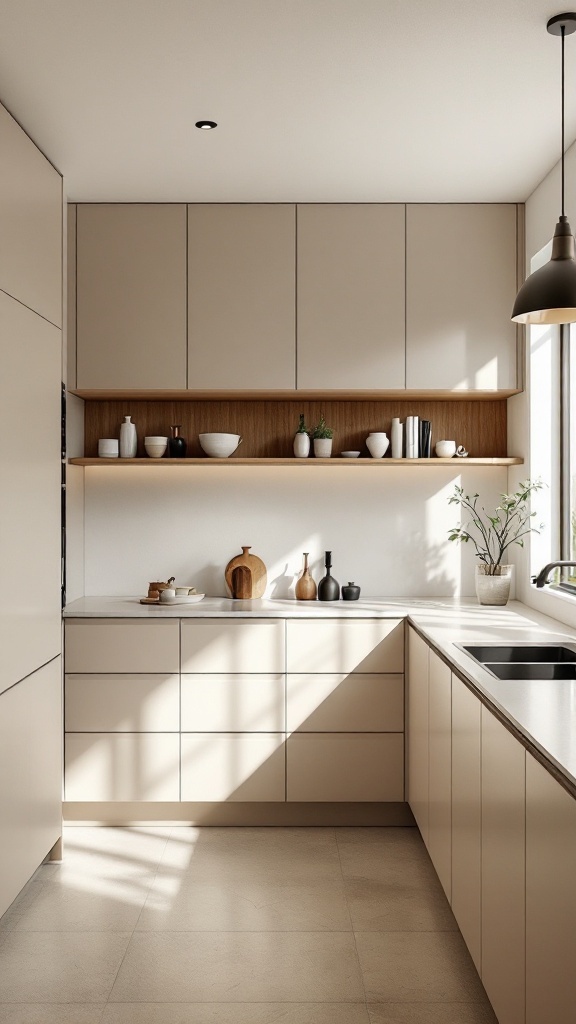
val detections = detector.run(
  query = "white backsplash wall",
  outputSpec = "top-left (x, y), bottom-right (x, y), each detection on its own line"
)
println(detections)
top-left (83, 465), bottom-right (509, 599)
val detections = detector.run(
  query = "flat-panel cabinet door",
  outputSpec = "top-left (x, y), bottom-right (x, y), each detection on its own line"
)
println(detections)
top-left (451, 676), bottom-right (481, 972)
top-left (406, 204), bottom-right (518, 390)
top-left (406, 627), bottom-right (429, 843)
top-left (76, 204), bottom-right (187, 388)
top-left (287, 619), bottom-right (403, 674)
top-left (297, 204), bottom-right (405, 389)
top-left (481, 707), bottom-right (525, 1024)
top-left (65, 674), bottom-right (180, 732)
top-left (65, 619), bottom-right (179, 674)
top-left (181, 674), bottom-right (285, 732)
top-left (65, 732), bottom-right (180, 801)
top-left (181, 733), bottom-right (285, 802)
top-left (427, 653), bottom-right (451, 901)
top-left (526, 754), bottom-right (576, 1024)
top-left (287, 733), bottom-right (404, 802)
top-left (0, 105), bottom-right (62, 326)
top-left (188, 204), bottom-right (296, 389)
top-left (181, 620), bottom-right (285, 674)
top-left (286, 673), bottom-right (404, 732)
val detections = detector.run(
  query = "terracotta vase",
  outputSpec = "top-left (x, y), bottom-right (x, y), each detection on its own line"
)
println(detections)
top-left (225, 546), bottom-right (267, 599)
top-left (295, 552), bottom-right (317, 600)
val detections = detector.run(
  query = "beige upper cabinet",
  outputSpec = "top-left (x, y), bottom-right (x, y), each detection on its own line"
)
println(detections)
top-left (188, 204), bottom-right (296, 389)
top-left (406, 204), bottom-right (518, 390)
top-left (0, 105), bottom-right (62, 327)
top-left (297, 204), bottom-right (405, 389)
top-left (76, 204), bottom-right (187, 389)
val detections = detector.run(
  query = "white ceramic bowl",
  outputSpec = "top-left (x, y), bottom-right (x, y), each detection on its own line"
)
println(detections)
top-left (199, 432), bottom-right (242, 458)
top-left (341, 451), bottom-right (361, 458)
top-left (144, 436), bottom-right (168, 445)
top-left (145, 445), bottom-right (167, 459)
top-left (435, 439), bottom-right (457, 458)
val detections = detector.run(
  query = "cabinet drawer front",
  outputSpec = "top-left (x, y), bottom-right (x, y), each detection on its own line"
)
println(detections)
top-left (181, 619), bottom-right (285, 673)
top-left (287, 673), bottom-right (403, 732)
top-left (65, 674), bottom-right (179, 732)
top-left (65, 733), bottom-right (180, 801)
top-left (181, 674), bottom-right (285, 732)
top-left (287, 733), bottom-right (404, 802)
top-left (65, 619), bottom-right (179, 674)
top-left (181, 733), bottom-right (285, 802)
top-left (287, 619), bottom-right (403, 673)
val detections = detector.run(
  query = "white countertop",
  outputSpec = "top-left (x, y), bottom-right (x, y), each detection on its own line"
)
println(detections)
top-left (64, 594), bottom-right (576, 793)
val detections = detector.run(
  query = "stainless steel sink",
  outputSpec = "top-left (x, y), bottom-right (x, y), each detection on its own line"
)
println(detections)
top-left (487, 663), bottom-right (576, 680)
top-left (461, 644), bottom-right (576, 664)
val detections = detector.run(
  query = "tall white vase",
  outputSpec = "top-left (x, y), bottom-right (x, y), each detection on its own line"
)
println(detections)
top-left (119, 415), bottom-right (137, 458)
top-left (293, 432), bottom-right (311, 458)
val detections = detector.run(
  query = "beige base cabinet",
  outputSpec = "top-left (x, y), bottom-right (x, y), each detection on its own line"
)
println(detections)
top-left (407, 626), bottom-right (429, 842)
top-left (451, 676), bottom-right (481, 972)
top-left (427, 651), bottom-right (452, 901)
top-left (65, 733), bottom-right (180, 802)
top-left (181, 733), bottom-right (285, 802)
top-left (526, 754), bottom-right (576, 1024)
top-left (287, 733), bottom-right (404, 802)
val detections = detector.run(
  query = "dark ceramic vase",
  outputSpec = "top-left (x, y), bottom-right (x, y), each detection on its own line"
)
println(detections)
top-left (342, 582), bottom-right (361, 601)
top-left (318, 551), bottom-right (339, 601)
top-left (169, 425), bottom-right (187, 457)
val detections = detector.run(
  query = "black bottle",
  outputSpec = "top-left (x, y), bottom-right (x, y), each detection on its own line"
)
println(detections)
top-left (318, 551), bottom-right (340, 601)
top-left (169, 424), bottom-right (187, 457)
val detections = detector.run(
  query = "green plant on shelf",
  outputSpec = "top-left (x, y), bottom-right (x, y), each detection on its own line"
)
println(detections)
top-left (296, 413), bottom-right (309, 435)
top-left (312, 415), bottom-right (334, 440)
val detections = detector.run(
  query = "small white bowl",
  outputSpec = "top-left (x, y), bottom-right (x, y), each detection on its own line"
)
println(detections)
top-left (435, 439), bottom-right (457, 458)
top-left (145, 436), bottom-right (168, 459)
top-left (341, 451), bottom-right (361, 458)
top-left (98, 438), bottom-right (119, 458)
top-left (199, 432), bottom-right (242, 458)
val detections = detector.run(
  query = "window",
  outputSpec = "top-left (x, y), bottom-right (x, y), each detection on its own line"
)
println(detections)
top-left (560, 323), bottom-right (576, 590)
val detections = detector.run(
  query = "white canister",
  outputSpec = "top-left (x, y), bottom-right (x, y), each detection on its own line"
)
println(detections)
top-left (313, 438), bottom-right (333, 458)
top-left (294, 432), bottom-right (311, 458)
top-left (391, 418), bottom-right (403, 459)
top-left (119, 415), bottom-right (137, 458)
top-left (366, 432), bottom-right (389, 458)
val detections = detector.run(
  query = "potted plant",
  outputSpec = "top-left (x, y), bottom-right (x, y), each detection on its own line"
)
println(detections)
top-left (448, 480), bottom-right (544, 605)
top-left (293, 413), bottom-right (310, 458)
top-left (312, 415), bottom-right (334, 458)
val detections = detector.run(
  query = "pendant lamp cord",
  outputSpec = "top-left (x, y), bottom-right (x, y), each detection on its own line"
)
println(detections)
top-left (562, 22), bottom-right (566, 217)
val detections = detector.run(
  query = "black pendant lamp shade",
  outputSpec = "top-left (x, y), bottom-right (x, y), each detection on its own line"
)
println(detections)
top-left (512, 13), bottom-right (576, 325)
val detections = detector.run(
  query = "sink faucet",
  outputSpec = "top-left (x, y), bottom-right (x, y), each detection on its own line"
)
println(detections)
top-left (533, 561), bottom-right (576, 587)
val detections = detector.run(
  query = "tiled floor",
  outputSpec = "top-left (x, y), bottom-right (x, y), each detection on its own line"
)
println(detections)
top-left (0, 826), bottom-right (498, 1024)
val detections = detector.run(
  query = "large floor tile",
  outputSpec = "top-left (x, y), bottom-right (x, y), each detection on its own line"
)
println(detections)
top-left (109, 931), bottom-right (365, 1002)
top-left (0, 882), bottom-right (45, 948)
top-left (102, 1003), bottom-right (371, 1023)
top-left (34, 828), bottom-right (170, 885)
top-left (344, 876), bottom-right (457, 931)
top-left (0, 931), bottom-right (131, 1003)
top-left (337, 833), bottom-right (439, 888)
top-left (137, 876), bottom-right (352, 931)
top-left (0, 1005), bottom-right (105, 1023)
top-left (14, 882), bottom-right (147, 932)
top-left (368, 1004), bottom-right (497, 1023)
top-left (355, 931), bottom-right (488, 1003)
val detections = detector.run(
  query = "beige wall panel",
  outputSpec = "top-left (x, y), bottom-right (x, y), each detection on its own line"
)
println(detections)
top-left (286, 619), bottom-right (403, 674)
top-left (526, 754), bottom-right (576, 1024)
top-left (65, 619), bottom-right (179, 674)
top-left (65, 732), bottom-right (180, 801)
top-left (66, 203), bottom-right (76, 387)
top-left (297, 204), bottom-right (405, 389)
top-left (406, 627), bottom-right (429, 842)
top-left (0, 293), bottom-right (61, 696)
top-left (286, 673), bottom-right (404, 732)
top-left (481, 707), bottom-right (525, 1024)
top-left (0, 105), bottom-right (62, 326)
top-left (181, 733), bottom-right (285, 801)
top-left (287, 733), bottom-right (404, 802)
top-left (181, 674), bottom-right (285, 732)
top-left (0, 658), bottom-right (62, 918)
top-left (65, 674), bottom-right (180, 732)
top-left (76, 204), bottom-right (187, 388)
top-left (406, 204), bottom-right (518, 390)
top-left (188, 204), bottom-right (295, 388)
top-left (427, 653), bottom-right (452, 901)
top-left (181, 619), bottom-right (285, 674)
top-left (451, 676), bottom-right (481, 973)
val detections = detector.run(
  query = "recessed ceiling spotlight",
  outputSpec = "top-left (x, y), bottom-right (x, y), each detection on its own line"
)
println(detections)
top-left (195, 120), bottom-right (217, 130)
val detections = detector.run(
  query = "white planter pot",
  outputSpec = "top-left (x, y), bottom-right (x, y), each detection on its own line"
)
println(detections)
top-left (293, 432), bottom-right (310, 458)
top-left (475, 564), bottom-right (512, 606)
top-left (313, 438), bottom-right (332, 458)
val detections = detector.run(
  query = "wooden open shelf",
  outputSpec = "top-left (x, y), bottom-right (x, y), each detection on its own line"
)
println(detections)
top-left (71, 388), bottom-right (522, 403)
top-left (69, 457), bottom-right (524, 467)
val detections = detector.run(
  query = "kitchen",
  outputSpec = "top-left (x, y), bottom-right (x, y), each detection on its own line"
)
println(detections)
top-left (2, 2), bottom-right (576, 1022)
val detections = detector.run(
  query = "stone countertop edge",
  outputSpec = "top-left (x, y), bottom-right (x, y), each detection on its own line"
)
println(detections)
top-left (63, 595), bottom-right (576, 797)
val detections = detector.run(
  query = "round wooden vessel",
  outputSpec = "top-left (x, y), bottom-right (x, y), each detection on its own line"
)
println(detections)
top-left (225, 546), bottom-right (267, 599)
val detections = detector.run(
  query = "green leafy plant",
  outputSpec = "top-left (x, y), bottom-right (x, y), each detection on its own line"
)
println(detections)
top-left (312, 415), bottom-right (334, 440)
top-left (448, 480), bottom-right (545, 574)
top-left (296, 413), bottom-right (309, 434)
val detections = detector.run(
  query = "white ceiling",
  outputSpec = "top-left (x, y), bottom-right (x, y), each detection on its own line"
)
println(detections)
top-left (0, 0), bottom-right (574, 203)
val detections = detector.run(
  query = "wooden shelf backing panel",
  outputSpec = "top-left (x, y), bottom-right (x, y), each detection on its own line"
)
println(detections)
top-left (72, 388), bottom-right (521, 402)
top-left (83, 398), bottom-right (509, 460)
top-left (69, 457), bottom-right (524, 467)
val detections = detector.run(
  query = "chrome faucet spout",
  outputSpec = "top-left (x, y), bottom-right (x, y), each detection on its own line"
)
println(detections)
top-left (534, 561), bottom-right (576, 588)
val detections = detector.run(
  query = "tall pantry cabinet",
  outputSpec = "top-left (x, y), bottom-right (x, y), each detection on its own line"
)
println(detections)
top-left (0, 103), bottom-right (63, 917)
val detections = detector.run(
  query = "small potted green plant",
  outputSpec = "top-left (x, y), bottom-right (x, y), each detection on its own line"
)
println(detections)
top-left (293, 413), bottom-right (310, 458)
top-left (448, 480), bottom-right (544, 605)
top-left (312, 415), bottom-right (334, 458)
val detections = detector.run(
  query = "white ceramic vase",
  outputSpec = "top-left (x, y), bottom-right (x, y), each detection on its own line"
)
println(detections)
top-left (366, 432), bottom-right (389, 458)
top-left (475, 564), bottom-right (512, 606)
top-left (119, 415), bottom-right (137, 458)
top-left (293, 432), bottom-right (311, 458)
top-left (313, 438), bottom-right (332, 458)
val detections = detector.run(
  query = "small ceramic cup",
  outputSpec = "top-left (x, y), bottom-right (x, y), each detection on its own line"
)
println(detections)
top-left (145, 435), bottom-right (168, 458)
top-left (98, 438), bottom-right (119, 458)
top-left (435, 439), bottom-right (457, 458)
top-left (159, 588), bottom-right (176, 603)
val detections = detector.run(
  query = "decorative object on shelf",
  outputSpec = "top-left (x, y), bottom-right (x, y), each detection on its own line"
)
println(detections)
top-left (406, 416), bottom-right (419, 458)
top-left (98, 438), bottom-right (119, 458)
top-left (341, 450), bottom-right (361, 458)
top-left (225, 546), bottom-right (267, 599)
top-left (169, 425), bottom-right (187, 457)
top-left (293, 414), bottom-right (311, 458)
top-left (312, 415), bottom-right (334, 457)
top-left (119, 415), bottom-right (137, 458)
top-left (419, 420), bottom-right (431, 458)
top-left (295, 552), bottom-right (317, 600)
top-left (199, 432), bottom-right (242, 458)
top-left (435, 439), bottom-right (457, 458)
top-left (366, 432), bottom-right (389, 458)
top-left (144, 435), bottom-right (168, 458)
top-left (455, 445), bottom-right (469, 457)
top-left (391, 417), bottom-right (403, 458)
top-left (318, 550), bottom-right (340, 601)
top-left (157, 593), bottom-right (205, 605)
top-left (448, 480), bottom-right (545, 605)
top-left (145, 577), bottom-right (176, 601)
top-left (512, 13), bottom-right (576, 325)
top-left (342, 581), bottom-right (361, 601)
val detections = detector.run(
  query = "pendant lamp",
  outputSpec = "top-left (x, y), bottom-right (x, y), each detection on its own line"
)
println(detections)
top-left (512, 12), bottom-right (576, 325)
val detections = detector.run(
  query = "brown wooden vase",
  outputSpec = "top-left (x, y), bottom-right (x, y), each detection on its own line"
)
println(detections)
top-left (295, 552), bottom-right (317, 600)
top-left (225, 546), bottom-right (267, 599)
